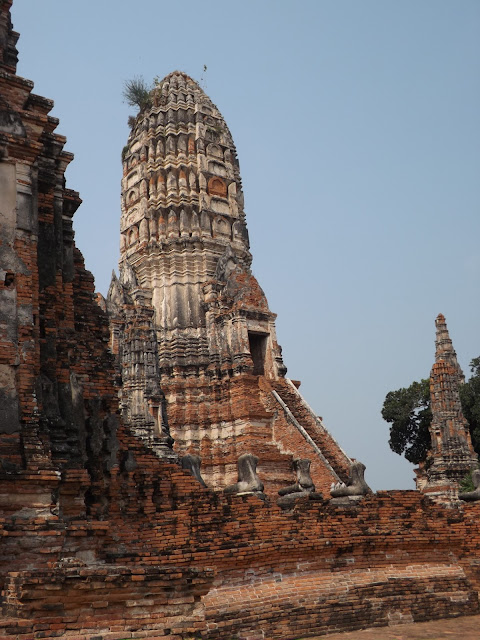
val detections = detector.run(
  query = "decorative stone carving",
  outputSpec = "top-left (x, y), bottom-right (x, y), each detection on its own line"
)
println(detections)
top-left (330, 461), bottom-right (370, 498)
top-left (214, 245), bottom-right (238, 282)
top-left (120, 261), bottom-right (138, 289)
top-left (224, 453), bottom-right (264, 496)
top-left (106, 271), bottom-right (176, 461)
top-left (459, 470), bottom-right (480, 502)
top-left (181, 454), bottom-right (207, 487)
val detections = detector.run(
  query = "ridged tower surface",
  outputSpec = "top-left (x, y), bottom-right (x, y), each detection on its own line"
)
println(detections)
top-left (118, 71), bottom-right (253, 375)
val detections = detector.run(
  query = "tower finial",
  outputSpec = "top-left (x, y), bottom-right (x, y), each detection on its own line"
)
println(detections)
top-left (434, 313), bottom-right (464, 383)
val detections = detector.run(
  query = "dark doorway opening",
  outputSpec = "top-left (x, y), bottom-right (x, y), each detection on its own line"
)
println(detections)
top-left (248, 332), bottom-right (267, 376)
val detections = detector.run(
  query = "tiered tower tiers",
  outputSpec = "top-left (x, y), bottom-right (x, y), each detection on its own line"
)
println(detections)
top-left (106, 71), bottom-right (351, 492)
top-left (417, 314), bottom-right (477, 500)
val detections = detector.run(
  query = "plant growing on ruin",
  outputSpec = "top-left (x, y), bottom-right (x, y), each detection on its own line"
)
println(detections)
top-left (153, 75), bottom-right (164, 91)
top-left (459, 468), bottom-right (476, 493)
top-left (123, 76), bottom-right (152, 111)
top-left (460, 357), bottom-right (480, 454)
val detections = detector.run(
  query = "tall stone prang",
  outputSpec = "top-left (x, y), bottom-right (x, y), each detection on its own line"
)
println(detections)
top-left (107, 71), bottom-right (352, 493)
top-left (418, 314), bottom-right (477, 500)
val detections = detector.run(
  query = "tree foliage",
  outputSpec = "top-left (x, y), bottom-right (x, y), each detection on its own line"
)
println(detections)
top-left (460, 357), bottom-right (480, 457)
top-left (122, 76), bottom-right (152, 111)
top-left (381, 379), bottom-right (432, 464)
top-left (382, 358), bottom-right (480, 464)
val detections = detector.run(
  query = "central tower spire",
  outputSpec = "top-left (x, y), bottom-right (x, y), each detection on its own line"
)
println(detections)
top-left (107, 72), bottom-right (351, 493)
top-left (116, 71), bottom-right (256, 375)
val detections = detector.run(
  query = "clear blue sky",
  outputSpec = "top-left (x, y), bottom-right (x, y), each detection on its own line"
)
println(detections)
top-left (11, 1), bottom-right (480, 489)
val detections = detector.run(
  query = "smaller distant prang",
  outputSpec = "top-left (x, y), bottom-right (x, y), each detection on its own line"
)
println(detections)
top-left (416, 314), bottom-right (477, 502)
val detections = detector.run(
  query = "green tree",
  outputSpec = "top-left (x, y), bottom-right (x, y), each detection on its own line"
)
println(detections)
top-left (382, 358), bottom-right (480, 464)
top-left (381, 379), bottom-right (432, 464)
top-left (460, 357), bottom-right (480, 457)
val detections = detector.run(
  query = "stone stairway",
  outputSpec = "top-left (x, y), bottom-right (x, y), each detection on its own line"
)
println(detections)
top-left (270, 378), bottom-right (352, 482)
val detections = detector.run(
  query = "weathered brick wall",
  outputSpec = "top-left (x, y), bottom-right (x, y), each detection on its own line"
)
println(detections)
top-left (162, 373), bottom-right (351, 496)
top-left (203, 564), bottom-right (477, 639)
top-left (100, 431), bottom-right (480, 588)
top-left (264, 377), bottom-right (352, 491)
top-left (2, 565), bottom-right (213, 640)
top-left (2, 432), bottom-right (480, 639)
top-left (163, 373), bottom-right (296, 491)
top-left (0, 0), bottom-right (120, 523)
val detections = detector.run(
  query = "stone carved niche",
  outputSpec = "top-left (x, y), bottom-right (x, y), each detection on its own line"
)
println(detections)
top-left (208, 160), bottom-right (227, 177)
top-left (206, 143), bottom-right (223, 159)
top-left (224, 453), bottom-right (264, 497)
top-left (127, 188), bottom-right (138, 205)
top-left (207, 176), bottom-right (227, 198)
top-left (213, 216), bottom-right (230, 237)
top-left (126, 170), bottom-right (138, 189)
top-left (128, 227), bottom-right (138, 246)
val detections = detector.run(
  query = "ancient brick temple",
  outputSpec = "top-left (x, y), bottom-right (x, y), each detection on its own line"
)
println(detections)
top-left (105, 70), bottom-right (351, 494)
top-left (0, 0), bottom-right (119, 518)
top-left (3, 3), bottom-right (480, 639)
top-left (416, 314), bottom-right (477, 500)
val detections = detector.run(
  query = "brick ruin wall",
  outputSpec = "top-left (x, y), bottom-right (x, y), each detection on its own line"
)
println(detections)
top-left (160, 373), bottom-right (351, 497)
top-left (2, 426), bottom-right (480, 639)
